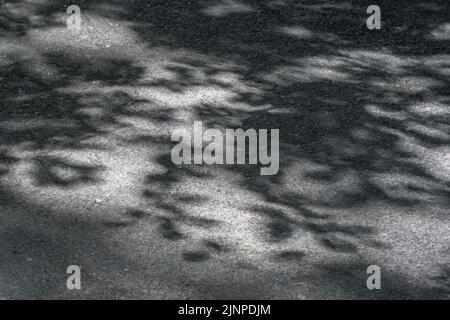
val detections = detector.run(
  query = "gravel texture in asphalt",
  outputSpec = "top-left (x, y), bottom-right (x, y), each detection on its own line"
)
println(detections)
top-left (0, 0), bottom-right (449, 299)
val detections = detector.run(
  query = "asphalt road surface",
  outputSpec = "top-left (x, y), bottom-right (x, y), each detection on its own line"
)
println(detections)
top-left (0, 0), bottom-right (449, 299)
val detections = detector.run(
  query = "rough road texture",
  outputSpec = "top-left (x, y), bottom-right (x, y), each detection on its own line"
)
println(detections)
top-left (0, 0), bottom-right (449, 299)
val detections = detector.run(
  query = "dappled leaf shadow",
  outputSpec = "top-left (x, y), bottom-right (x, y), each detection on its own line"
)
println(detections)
top-left (1, 0), bottom-right (449, 298)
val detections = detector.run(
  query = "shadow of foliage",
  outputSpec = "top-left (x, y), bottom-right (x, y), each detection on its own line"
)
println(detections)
top-left (1, 0), bottom-right (449, 298)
